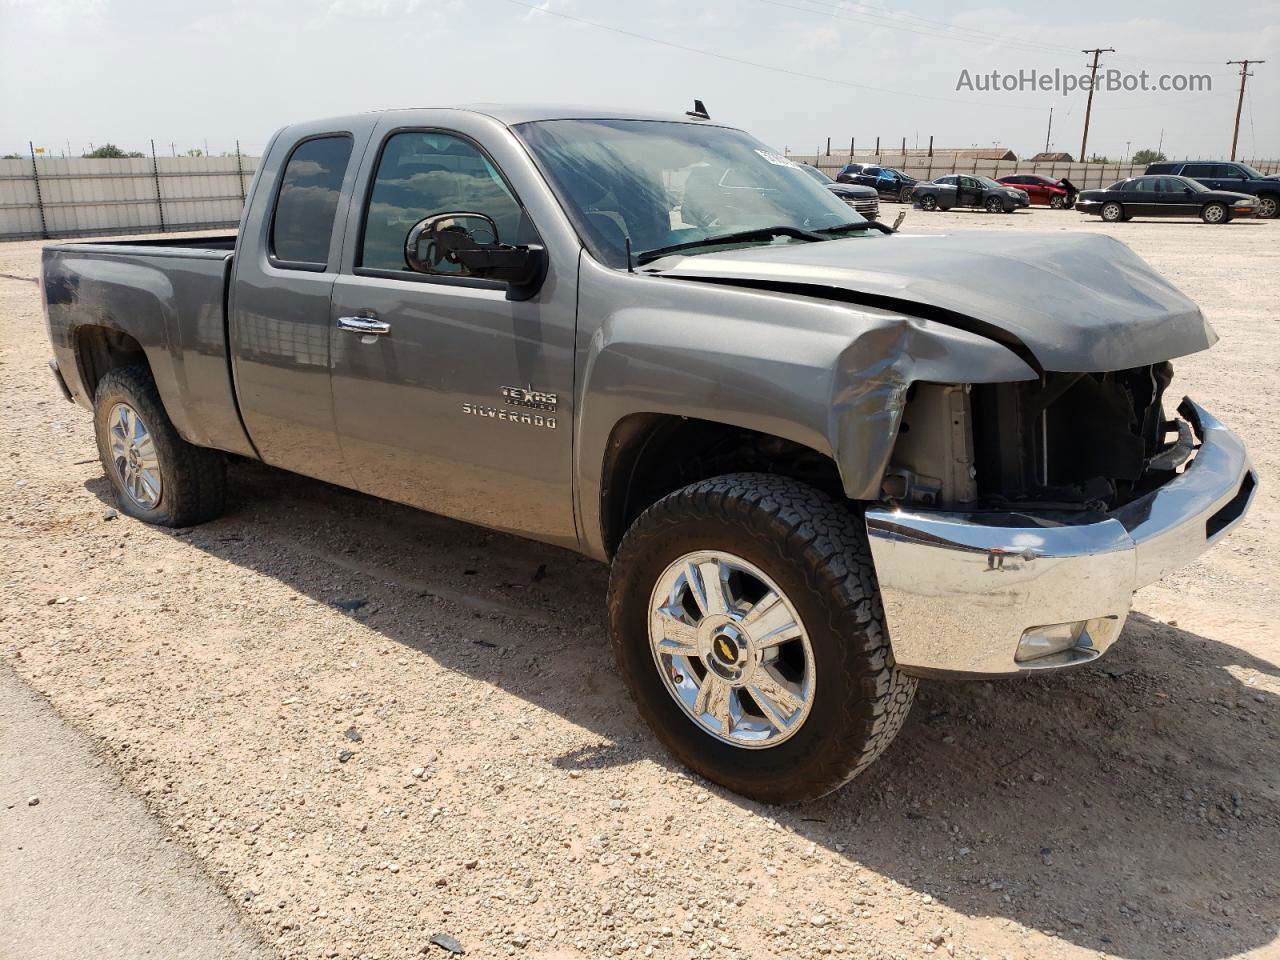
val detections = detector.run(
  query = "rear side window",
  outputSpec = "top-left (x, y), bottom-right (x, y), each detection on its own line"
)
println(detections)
top-left (360, 131), bottom-right (525, 273)
top-left (1181, 163), bottom-right (1215, 178)
top-left (271, 135), bottom-right (354, 266)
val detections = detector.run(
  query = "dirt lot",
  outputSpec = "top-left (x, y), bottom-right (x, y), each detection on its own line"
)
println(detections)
top-left (2, 207), bottom-right (1278, 960)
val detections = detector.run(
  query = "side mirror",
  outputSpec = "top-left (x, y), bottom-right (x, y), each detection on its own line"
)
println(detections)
top-left (1183, 188), bottom-right (1193, 195)
top-left (404, 212), bottom-right (547, 300)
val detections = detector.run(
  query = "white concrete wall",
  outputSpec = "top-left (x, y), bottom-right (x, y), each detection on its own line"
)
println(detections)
top-left (0, 155), bottom-right (259, 241)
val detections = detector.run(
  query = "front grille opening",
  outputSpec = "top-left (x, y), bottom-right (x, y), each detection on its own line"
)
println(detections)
top-left (1206, 471), bottom-right (1256, 538)
top-left (970, 362), bottom-right (1175, 513)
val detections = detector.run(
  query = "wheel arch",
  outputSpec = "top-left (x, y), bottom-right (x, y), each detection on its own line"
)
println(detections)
top-left (597, 414), bottom-right (846, 559)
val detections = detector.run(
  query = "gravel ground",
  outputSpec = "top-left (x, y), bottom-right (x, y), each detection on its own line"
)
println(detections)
top-left (1, 207), bottom-right (1277, 960)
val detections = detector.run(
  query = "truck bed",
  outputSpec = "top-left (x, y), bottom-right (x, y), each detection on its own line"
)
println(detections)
top-left (42, 235), bottom-right (255, 458)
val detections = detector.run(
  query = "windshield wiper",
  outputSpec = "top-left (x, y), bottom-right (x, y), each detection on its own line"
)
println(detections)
top-left (635, 225), bottom-right (826, 266)
top-left (817, 219), bottom-right (894, 235)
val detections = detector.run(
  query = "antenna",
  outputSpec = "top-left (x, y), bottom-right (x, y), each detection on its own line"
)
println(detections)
top-left (624, 236), bottom-right (635, 273)
top-left (686, 99), bottom-right (710, 120)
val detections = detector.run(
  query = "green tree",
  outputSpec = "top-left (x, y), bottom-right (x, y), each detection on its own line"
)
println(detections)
top-left (83, 144), bottom-right (145, 159)
top-left (1132, 148), bottom-right (1167, 165)
top-left (1086, 152), bottom-right (1112, 164)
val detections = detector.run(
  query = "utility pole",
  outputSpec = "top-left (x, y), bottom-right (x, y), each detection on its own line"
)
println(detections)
top-left (1045, 105), bottom-right (1053, 154)
top-left (1079, 47), bottom-right (1114, 162)
top-left (1227, 59), bottom-right (1264, 161)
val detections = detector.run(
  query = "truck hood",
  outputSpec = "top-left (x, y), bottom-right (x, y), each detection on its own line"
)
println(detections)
top-left (649, 230), bottom-right (1217, 372)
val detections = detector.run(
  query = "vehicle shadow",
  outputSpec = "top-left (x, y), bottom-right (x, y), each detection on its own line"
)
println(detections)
top-left (84, 459), bottom-right (1280, 960)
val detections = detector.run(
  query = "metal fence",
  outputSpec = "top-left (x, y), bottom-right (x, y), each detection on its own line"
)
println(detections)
top-left (0, 152), bottom-right (259, 242)
top-left (5, 147), bottom-right (1278, 242)
top-left (790, 152), bottom-right (1280, 189)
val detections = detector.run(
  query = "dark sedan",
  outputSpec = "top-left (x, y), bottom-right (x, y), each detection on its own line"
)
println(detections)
top-left (1077, 175), bottom-right (1258, 224)
top-left (798, 164), bottom-right (880, 220)
top-left (835, 163), bottom-right (918, 203)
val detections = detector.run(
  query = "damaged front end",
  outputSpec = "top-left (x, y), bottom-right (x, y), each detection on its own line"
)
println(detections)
top-left (885, 361), bottom-right (1191, 514)
top-left (868, 365), bottom-right (1257, 677)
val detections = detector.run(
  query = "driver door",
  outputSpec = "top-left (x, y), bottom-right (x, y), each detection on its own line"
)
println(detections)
top-left (326, 125), bottom-right (578, 546)
top-left (958, 176), bottom-right (982, 206)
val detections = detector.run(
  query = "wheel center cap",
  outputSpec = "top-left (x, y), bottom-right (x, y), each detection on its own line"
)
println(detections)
top-left (706, 623), bottom-right (749, 681)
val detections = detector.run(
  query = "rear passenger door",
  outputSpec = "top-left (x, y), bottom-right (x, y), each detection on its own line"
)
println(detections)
top-left (230, 126), bottom-right (369, 486)
top-left (326, 119), bottom-right (579, 547)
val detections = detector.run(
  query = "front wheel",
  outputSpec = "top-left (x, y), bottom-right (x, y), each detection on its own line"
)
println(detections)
top-left (1257, 194), bottom-right (1278, 219)
top-left (898, 185), bottom-right (914, 204)
top-left (1101, 201), bottom-right (1125, 222)
top-left (1049, 194), bottom-right (1066, 209)
top-left (984, 196), bottom-right (1005, 213)
top-left (93, 365), bottom-right (226, 526)
top-left (1201, 202), bottom-right (1228, 224)
top-left (608, 474), bottom-right (916, 804)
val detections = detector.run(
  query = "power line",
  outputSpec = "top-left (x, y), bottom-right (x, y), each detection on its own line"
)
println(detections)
top-left (1079, 47), bottom-right (1115, 161)
top-left (495, 0), bottom-right (1045, 110)
top-left (1227, 59), bottom-right (1265, 161)
top-left (756, 0), bottom-right (1077, 56)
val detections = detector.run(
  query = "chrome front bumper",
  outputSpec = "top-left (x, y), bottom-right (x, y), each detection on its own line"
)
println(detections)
top-left (866, 399), bottom-right (1257, 676)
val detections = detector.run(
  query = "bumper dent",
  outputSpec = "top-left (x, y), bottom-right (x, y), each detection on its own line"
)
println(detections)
top-left (866, 398), bottom-right (1256, 676)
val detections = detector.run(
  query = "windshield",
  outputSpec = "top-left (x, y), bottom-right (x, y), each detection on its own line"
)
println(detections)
top-left (1237, 163), bottom-right (1265, 178)
top-left (515, 119), bottom-right (864, 268)
top-left (977, 177), bottom-right (1005, 189)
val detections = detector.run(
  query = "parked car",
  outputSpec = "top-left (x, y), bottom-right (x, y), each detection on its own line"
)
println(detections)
top-left (1145, 161), bottom-right (1279, 219)
top-left (835, 162), bottom-right (918, 203)
top-left (42, 106), bottom-right (1256, 804)
top-left (797, 163), bottom-right (880, 220)
top-left (996, 174), bottom-right (1077, 208)
top-left (913, 174), bottom-right (1030, 212)
top-left (1077, 175), bottom-right (1258, 224)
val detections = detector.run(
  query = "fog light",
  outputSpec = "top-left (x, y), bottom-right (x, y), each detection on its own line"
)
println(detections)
top-left (1016, 621), bottom-right (1085, 662)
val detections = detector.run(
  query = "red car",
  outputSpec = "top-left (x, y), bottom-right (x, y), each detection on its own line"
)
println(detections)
top-left (995, 174), bottom-right (1077, 208)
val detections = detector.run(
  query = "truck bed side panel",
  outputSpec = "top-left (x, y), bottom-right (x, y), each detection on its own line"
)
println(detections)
top-left (42, 243), bottom-right (257, 457)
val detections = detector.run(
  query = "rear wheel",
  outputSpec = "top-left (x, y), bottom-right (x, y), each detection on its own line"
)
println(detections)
top-left (919, 194), bottom-right (938, 211)
top-left (1201, 202), bottom-right (1228, 224)
top-left (984, 196), bottom-right (1004, 213)
top-left (1101, 201), bottom-right (1125, 223)
top-left (608, 474), bottom-right (916, 804)
top-left (93, 365), bottom-right (226, 527)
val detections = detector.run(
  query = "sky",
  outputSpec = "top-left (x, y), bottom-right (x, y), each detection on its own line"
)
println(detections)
top-left (1, 0), bottom-right (1277, 162)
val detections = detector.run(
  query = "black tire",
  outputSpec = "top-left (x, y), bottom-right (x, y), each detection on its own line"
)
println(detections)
top-left (984, 196), bottom-right (1004, 213)
top-left (1200, 202), bottom-right (1228, 224)
top-left (1101, 201), bottom-right (1124, 223)
top-left (898, 185), bottom-right (913, 204)
top-left (93, 365), bottom-right (226, 527)
top-left (919, 194), bottom-right (938, 211)
top-left (1049, 194), bottom-right (1066, 209)
top-left (1257, 194), bottom-right (1278, 219)
top-left (608, 473), bottom-right (916, 804)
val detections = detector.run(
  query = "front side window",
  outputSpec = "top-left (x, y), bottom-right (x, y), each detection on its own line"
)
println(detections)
top-left (515, 119), bottom-right (865, 269)
top-left (361, 131), bottom-right (525, 273)
top-left (271, 135), bottom-right (353, 265)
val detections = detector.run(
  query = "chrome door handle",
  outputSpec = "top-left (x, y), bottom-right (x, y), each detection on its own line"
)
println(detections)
top-left (337, 316), bottom-right (391, 336)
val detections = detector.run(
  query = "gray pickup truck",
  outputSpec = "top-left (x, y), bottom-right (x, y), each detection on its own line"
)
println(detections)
top-left (42, 106), bottom-right (1257, 803)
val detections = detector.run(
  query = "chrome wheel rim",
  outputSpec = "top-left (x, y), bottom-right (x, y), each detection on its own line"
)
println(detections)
top-left (108, 402), bottom-right (161, 509)
top-left (1103, 203), bottom-right (1121, 221)
top-left (1204, 204), bottom-right (1224, 222)
top-left (1259, 197), bottom-right (1277, 218)
top-left (648, 550), bottom-right (816, 749)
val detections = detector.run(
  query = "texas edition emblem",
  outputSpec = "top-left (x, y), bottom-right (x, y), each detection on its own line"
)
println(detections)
top-left (461, 384), bottom-right (559, 429)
